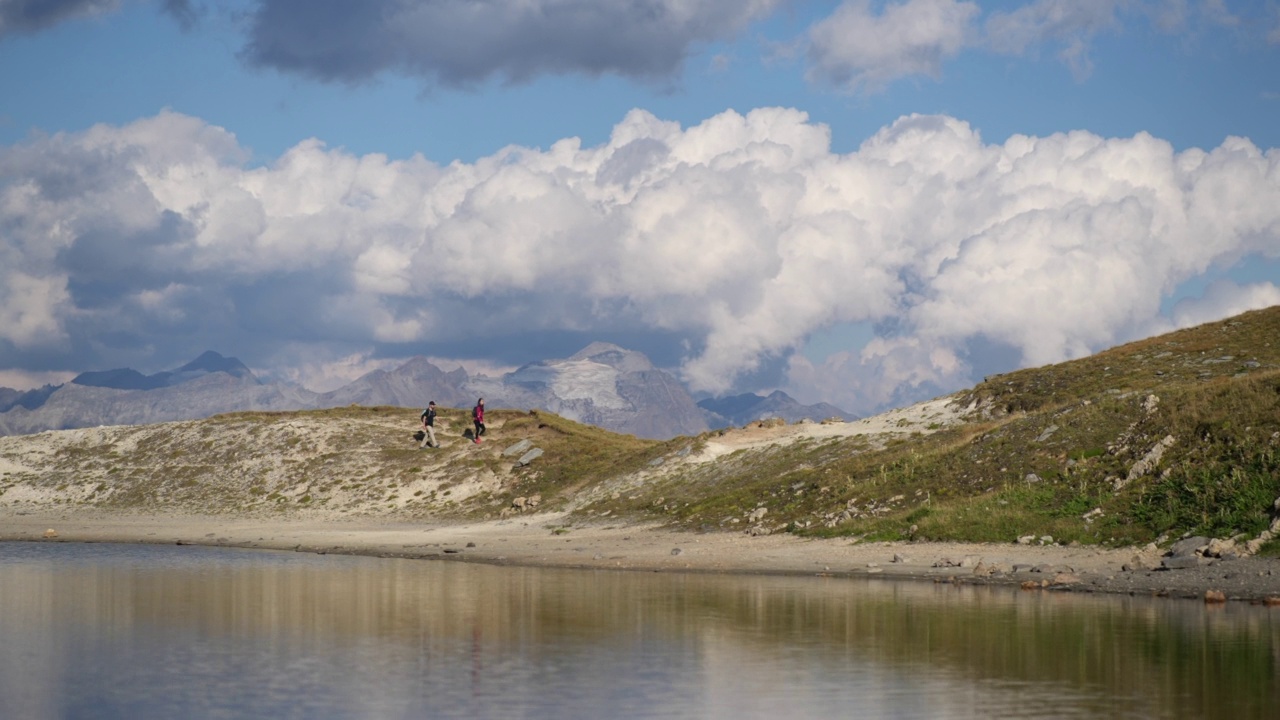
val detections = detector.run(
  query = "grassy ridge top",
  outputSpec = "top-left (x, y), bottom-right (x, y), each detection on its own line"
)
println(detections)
top-left (622, 306), bottom-right (1278, 549)
top-left (2, 307), bottom-right (1278, 552)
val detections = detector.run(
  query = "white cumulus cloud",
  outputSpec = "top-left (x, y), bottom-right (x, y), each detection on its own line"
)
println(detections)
top-left (1169, 279), bottom-right (1280, 329)
top-left (806, 0), bottom-right (981, 92)
top-left (1, 108), bottom-right (1278, 414)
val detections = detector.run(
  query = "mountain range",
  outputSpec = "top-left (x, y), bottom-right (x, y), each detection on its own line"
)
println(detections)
top-left (0, 345), bottom-right (850, 440)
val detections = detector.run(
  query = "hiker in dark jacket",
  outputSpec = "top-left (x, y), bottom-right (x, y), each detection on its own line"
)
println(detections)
top-left (419, 401), bottom-right (438, 448)
top-left (472, 398), bottom-right (485, 444)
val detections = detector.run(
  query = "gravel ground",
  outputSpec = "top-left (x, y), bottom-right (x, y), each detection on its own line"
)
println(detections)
top-left (5, 509), bottom-right (1279, 605)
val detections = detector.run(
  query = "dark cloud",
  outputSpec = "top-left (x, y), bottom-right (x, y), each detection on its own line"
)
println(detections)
top-left (159, 0), bottom-right (200, 31)
top-left (59, 210), bottom-right (198, 309)
top-left (0, 0), bottom-right (118, 37)
top-left (239, 0), bottom-right (778, 87)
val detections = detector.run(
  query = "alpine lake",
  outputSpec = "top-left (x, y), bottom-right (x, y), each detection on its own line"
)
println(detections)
top-left (1, 540), bottom-right (1277, 719)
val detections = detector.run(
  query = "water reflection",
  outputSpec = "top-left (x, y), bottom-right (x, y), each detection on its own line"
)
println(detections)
top-left (0, 542), bottom-right (1276, 719)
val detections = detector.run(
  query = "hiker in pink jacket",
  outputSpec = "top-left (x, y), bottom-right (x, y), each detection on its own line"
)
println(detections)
top-left (472, 398), bottom-right (486, 443)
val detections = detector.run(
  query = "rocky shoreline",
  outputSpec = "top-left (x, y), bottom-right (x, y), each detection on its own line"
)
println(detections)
top-left (4, 509), bottom-right (1280, 605)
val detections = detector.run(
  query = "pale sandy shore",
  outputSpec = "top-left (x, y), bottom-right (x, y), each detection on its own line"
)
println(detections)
top-left (5, 509), bottom-right (1280, 604)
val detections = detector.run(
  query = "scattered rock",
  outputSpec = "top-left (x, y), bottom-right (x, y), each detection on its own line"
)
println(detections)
top-left (1162, 556), bottom-right (1202, 570)
top-left (1020, 581), bottom-right (1040, 591)
top-left (1204, 590), bottom-right (1227, 604)
top-left (891, 553), bottom-right (908, 564)
top-left (933, 556), bottom-right (980, 569)
top-left (1123, 435), bottom-right (1176, 487)
top-left (509, 494), bottom-right (542, 512)
top-left (515, 448), bottom-right (544, 467)
top-left (1168, 536), bottom-right (1209, 558)
top-left (502, 439), bottom-right (534, 457)
top-left (747, 507), bottom-right (769, 523)
top-left (670, 548), bottom-right (683, 556)
top-left (1016, 535), bottom-right (1035, 545)
top-left (1034, 425), bottom-right (1059, 443)
top-left (1205, 538), bottom-right (1237, 558)
top-left (1052, 572), bottom-right (1082, 585)
top-left (1123, 551), bottom-right (1162, 572)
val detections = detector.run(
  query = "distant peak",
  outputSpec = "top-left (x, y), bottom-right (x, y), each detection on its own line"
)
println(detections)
top-left (175, 351), bottom-right (253, 378)
top-left (568, 342), bottom-right (654, 372)
top-left (570, 341), bottom-right (628, 360)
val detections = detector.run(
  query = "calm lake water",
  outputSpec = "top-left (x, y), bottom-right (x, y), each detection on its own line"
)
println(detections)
top-left (0, 542), bottom-right (1277, 719)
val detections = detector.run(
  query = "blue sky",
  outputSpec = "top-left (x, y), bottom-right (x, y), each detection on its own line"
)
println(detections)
top-left (1, 0), bottom-right (1279, 416)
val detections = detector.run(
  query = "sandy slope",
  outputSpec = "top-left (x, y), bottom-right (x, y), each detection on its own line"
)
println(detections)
top-left (688, 396), bottom-right (967, 461)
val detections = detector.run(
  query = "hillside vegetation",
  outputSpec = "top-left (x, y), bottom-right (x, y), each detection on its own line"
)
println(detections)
top-left (2, 307), bottom-right (1278, 554)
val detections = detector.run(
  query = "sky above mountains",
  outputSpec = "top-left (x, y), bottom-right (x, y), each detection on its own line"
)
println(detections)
top-left (1, 0), bottom-right (1279, 416)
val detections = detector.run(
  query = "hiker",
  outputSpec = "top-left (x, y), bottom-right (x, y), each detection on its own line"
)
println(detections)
top-left (472, 398), bottom-right (486, 444)
top-left (419, 401), bottom-right (438, 448)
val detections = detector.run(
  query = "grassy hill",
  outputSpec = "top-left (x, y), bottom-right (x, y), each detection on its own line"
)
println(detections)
top-left (2, 306), bottom-right (1278, 553)
top-left (630, 306), bottom-right (1279, 550)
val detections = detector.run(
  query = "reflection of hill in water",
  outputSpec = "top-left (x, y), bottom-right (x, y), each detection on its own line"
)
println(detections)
top-left (3, 544), bottom-right (1277, 718)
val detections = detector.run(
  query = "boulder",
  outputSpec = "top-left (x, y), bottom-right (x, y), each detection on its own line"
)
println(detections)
top-left (1205, 538), bottom-right (1237, 558)
top-left (1123, 551), bottom-right (1162, 572)
top-left (515, 448), bottom-right (544, 467)
top-left (1168, 536), bottom-right (1209, 558)
top-left (502, 439), bottom-right (534, 457)
top-left (1162, 556), bottom-right (1202, 570)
